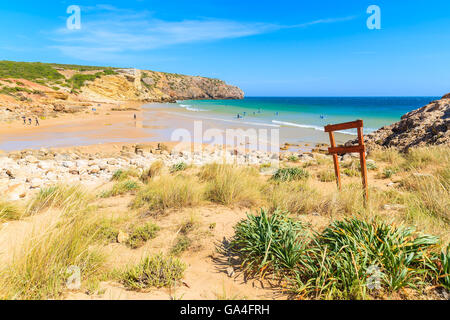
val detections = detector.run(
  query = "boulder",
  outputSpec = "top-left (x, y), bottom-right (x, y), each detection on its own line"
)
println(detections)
top-left (5, 183), bottom-right (28, 200)
top-left (350, 96), bottom-right (450, 151)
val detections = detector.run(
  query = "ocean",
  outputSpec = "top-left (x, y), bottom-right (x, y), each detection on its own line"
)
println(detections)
top-left (174, 97), bottom-right (438, 136)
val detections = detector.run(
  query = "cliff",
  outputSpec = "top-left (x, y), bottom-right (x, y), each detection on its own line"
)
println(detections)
top-left (0, 61), bottom-right (244, 121)
top-left (83, 68), bottom-right (244, 103)
top-left (350, 94), bottom-right (450, 151)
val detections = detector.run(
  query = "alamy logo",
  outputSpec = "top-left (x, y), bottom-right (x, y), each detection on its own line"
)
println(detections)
top-left (66, 265), bottom-right (81, 290)
top-left (66, 5), bottom-right (81, 30)
top-left (367, 5), bottom-right (381, 30)
top-left (366, 265), bottom-right (382, 290)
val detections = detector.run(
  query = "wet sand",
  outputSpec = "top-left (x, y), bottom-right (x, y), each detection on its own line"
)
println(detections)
top-left (0, 102), bottom-right (353, 152)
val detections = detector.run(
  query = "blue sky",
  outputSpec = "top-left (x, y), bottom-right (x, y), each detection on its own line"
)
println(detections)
top-left (0, 0), bottom-right (449, 96)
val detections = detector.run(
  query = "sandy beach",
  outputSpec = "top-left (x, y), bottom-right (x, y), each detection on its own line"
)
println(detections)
top-left (0, 101), bottom-right (355, 153)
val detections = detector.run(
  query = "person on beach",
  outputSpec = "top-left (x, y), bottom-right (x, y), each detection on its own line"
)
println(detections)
top-left (22, 116), bottom-right (26, 125)
top-left (28, 118), bottom-right (32, 125)
top-left (134, 114), bottom-right (137, 120)
top-left (35, 118), bottom-right (39, 126)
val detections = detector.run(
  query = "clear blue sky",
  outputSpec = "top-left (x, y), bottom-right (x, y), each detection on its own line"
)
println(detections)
top-left (0, 0), bottom-right (449, 96)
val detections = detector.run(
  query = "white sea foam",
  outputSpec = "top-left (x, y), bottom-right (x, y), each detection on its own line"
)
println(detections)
top-left (271, 120), bottom-right (362, 136)
top-left (166, 111), bottom-right (280, 127)
top-left (272, 120), bottom-right (325, 132)
top-left (178, 104), bottom-right (207, 112)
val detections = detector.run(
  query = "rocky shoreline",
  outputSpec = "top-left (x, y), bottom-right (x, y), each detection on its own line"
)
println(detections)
top-left (354, 93), bottom-right (450, 151)
top-left (0, 143), bottom-right (337, 201)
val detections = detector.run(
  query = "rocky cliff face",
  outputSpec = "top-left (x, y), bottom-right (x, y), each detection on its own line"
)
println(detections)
top-left (352, 94), bottom-right (450, 151)
top-left (82, 69), bottom-right (244, 103)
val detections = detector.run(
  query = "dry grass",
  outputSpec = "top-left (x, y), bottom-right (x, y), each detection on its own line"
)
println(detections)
top-left (100, 180), bottom-right (140, 198)
top-left (26, 184), bottom-right (92, 216)
top-left (199, 163), bottom-right (262, 207)
top-left (264, 181), bottom-right (320, 215)
top-left (0, 208), bottom-right (104, 299)
top-left (132, 174), bottom-right (203, 213)
top-left (111, 168), bottom-right (140, 181)
top-left (370, 148), bottom-right (405, 168)
top-left (0, 201), bottom-right (21, 222)
top-left (403, 146), bottom-right (450, 170)
top-left (1, 145), bottom-right (448, 300)
top-left (140, 160), bottom-right (164, 183)
top-left (317, 169), bottom-right (336, 182)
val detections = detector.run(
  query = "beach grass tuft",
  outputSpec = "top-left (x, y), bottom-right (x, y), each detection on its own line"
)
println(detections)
top-left (125, 222), bottom-right (160, 249)
top-left (0, 201), bottom-right (21, 222)
top-left (120, 253), bottom-right (186, 290)
top-left (100, 180), bottom-right (140, 198)
top-left (26, 184), bottom-right (92, 215)
top-left (132, 175), bottom-right (203, 212)
top-left (199, 163), bottom-right (262, 207)
top-left (140, 160), bottom-right (164, 183)
top-left (272, 167), bottom-right (310, 182)
top-left (0, 210), bottom-right (105, 299)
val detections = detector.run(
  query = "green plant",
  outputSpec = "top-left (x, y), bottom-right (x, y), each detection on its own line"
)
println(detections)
top-left (230, 209), bottom-right (306, 276)
top-left (111, 168), bottom-right (140, 181)
top-left (90, 219), bottom-right (120, 244)
top-left (260, 162), bottom-right (272, 169)
top-left (0, 61), bottom-right (64, 81)
top-left (366, 161), bottom-right (378, 170)
top-left (100, 180), bottom-right (140, 198)
top-left (170, 235), bottom-right (192, 256)
top-left (0, 201), bottom-right (21, 221)
top-left (272, 167), bottom-right (309, 182)
top-left (121, 253), bottom-right (186, 290)
top-left (343, 168), bottom-right (360, 177)
top-left (170, 162), bottom-right (187, 173)
top-left (382, 168), bottom-right (397, 179)
top-left (287, 155), bottom-right (299, 162)
top-left (291, 218), bottom-right (440, 299)
top-left (437, 245), bottom-right (450, 289)
top-left (126, 222), bottom-right (160, 249)
top-left (68, 73), bottom-right (104, 89)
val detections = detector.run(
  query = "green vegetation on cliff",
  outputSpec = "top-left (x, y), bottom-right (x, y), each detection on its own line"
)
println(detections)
top-left (0, 61), bottom-right (64, 81)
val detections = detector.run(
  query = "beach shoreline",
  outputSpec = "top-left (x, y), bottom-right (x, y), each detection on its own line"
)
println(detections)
top-left (0, 101), bottom-right (355, 153)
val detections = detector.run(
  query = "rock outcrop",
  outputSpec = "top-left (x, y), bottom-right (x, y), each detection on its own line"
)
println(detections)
top-left (82, 70), bottom-right (244, 103)
top-left (350, 94), bottom-right (450, 151)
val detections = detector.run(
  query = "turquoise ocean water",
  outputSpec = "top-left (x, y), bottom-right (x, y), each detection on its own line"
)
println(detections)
top-left (175, 97), bottom-right (438, 136)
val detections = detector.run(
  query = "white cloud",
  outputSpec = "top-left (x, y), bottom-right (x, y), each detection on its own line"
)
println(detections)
top-left (52, 6), bottom-right (356, 62)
